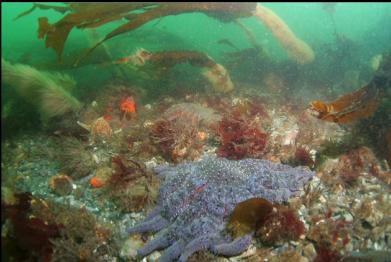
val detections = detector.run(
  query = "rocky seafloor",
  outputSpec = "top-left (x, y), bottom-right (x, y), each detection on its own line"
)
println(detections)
top-left (2, 89), bottom-right (391, 262)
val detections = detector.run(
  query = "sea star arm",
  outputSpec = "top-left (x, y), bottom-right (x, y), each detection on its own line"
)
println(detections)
top-left (211, 233), bottom-right (252, 256)
top-left (127, 215), bottom-right (169, 234)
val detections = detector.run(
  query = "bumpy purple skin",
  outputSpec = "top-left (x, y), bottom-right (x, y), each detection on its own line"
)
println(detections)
top-left (128, 155), bottom-right (314, 261)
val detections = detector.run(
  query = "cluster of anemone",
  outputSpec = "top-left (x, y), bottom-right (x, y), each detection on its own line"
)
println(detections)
top-left (150, 110), bottom-right (206, 162)
top-left (106, 155), bottom-right (159, 212)
top-left (55, 137), bottom-right (95, 179)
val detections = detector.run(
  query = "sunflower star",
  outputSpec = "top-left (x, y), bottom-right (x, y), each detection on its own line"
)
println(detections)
top-left (127, 155), bottom-right (314, 261)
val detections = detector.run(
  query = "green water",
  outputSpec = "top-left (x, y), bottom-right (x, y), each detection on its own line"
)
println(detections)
top-left (2, 3), bottom-right (390, 59)
top-left (2, 3), bottom-right (391, 262)
top-left (0, 2), bottom-right (389, 136)
top-left (1, 2), bottom-right (391, 134)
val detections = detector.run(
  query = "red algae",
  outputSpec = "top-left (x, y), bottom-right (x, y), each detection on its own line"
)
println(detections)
top-left (314, 246), bottom-right (342, 262)
top-left (256, 205), bottom-right (305, 245)
top-left (308, 210), bottom-right (352, 259)
top-left (294, 146), bottom-right (314, 167)
top-left (338, 147), bottom-right (379, 186)
top-left (217, 109), bottom-right (267, 160)
top-left (2, 193), bottom-right (62, 262)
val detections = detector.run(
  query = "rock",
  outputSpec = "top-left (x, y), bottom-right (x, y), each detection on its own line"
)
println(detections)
top-left (229, 245), bottom-right (256, 261)
top-left (303, 243), bottom-right (317, 261)
top-left (120, 235), bottom-right (144, 260)
top-left (343, 213), bottom-right (353, 222)
top-left (365, 209), bottom-right (384, 227)
top-left (147, 251), bottom-right (161, 261)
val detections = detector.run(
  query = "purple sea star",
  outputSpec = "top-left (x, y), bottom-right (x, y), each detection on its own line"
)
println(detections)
top-left (128, 155), bottom-right (314, 261)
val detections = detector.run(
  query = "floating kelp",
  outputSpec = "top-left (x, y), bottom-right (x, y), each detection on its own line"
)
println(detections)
top-left (16, 3), bottom-right (314, 67)
top-left (16, 3), bottom-right (156, 61)
top-left (13, 3), bottom-right (71, 21)
top-left (254, 4), bottom-right (315, 64)
top-left (75, 3), bottom-right (256, 65)
top-left (310, 85), bottom-right (382, 124)
top-left (216, 38), bottom-right (239, 51)
top-left (235, 19), bottom-right (267, 55)
top-left (310, 53), bottom-right (391, 123)
top-left (16, 3), bottom-right (254, 62)
top-left (115, 49), bottom-right (234, 92)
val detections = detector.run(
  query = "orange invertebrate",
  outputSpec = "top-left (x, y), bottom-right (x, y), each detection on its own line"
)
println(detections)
top-left (90, 117), bottom-right (113, 138)
top-left (90, 177), bottom-right (105, 188)
top-left (119, 96), bottom-right (137, 120)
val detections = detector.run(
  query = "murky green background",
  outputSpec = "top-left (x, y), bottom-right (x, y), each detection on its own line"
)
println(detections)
top-left (3, 3), bottom-right (391, 63)
top-left (2, 2), bottom-right (391, 137)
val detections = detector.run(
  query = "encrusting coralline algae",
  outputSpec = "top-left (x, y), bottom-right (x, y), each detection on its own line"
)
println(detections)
top-left (127, 155), bottom-right (314, 261)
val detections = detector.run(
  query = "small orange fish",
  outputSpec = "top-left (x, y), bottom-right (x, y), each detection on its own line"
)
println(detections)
top-left (120, 96), bottom-right (137, 120)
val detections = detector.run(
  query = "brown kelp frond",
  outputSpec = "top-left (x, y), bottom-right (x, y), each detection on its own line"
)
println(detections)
top-left (227, 198), bottom-right (274, 238)
top-left (15, 3), bottom-right (255, 64)
top-left (31, 3), bottom-right (156, 60)
top-left (235, 20), bottom-right (265, 54)
top-left (202, 63), bottom-right (235, 93)
top-left (102, 3), bottom-right (256, 43)
top-left (310, 85), bottom-right (382, 124)
top-left (1, 59), bottom-right (81, 119)
top-left (310, 53), bottom-right (391, 124)
top-left (254, 4), bottom-right (315, 64)
top-left (149, 51), bottom-right (216, 69)
top-left (73, 3), bottom-right (256, 65)
top-left (14, 3), bottom-right (71, 21)
top-left (115, 49), bottom-right (234, 92)
top-left (17, 2), bottom-right (315, 68)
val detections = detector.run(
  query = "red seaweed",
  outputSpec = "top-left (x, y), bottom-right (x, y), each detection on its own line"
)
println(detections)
top-left (308, 211), bottom-right (352, 259)
top-left (338, 149), bottom-right (366, 186)
top-left (2, 193), bottom-right (62, 262)
top-left (217, 109), bottom-right (267, 160)
top-left (256, 205), bottom-right (305, 245)
top-left (314, 246), bottom-right (342, 262)
top-left (294, 146), bottom-right (314, 167)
